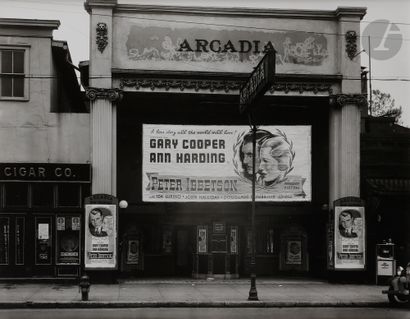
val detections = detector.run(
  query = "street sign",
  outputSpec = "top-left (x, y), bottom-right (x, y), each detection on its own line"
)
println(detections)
top-left (239, 49), bottom-right (276, 114)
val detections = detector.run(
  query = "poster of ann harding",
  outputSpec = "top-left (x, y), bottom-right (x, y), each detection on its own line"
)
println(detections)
top-left (84, 204), bottom-right (117, 269)
top-left (142, 124), bottom-right (311, 202)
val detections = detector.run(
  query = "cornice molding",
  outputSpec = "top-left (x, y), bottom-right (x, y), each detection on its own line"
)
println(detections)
top-left (0, 18), bottom-right (60, 29)
top-left (114, 4), bottom-right (358, 20)
top-left (119, 78), bottom-right (333, 95)
top-left (85, 87), bottom-right (123, 102)
top-left (335, 7), bottom-right (367, 20)
top-left (329, 93), bottom-right (368, 107)
top-left (85, 0), bottom-right (117, 13)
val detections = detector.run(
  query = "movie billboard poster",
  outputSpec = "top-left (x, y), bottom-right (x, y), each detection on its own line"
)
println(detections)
top-left (143, 125), bottom-right (311, 202)
top-left (334, 206), bottom-right (365, 269)
top-left (230, 227), bottom-right (238, 254)
top-left (197, 226), bottom-right (207, 254)
top-left (85, 204), bottom-right (117, 269)
top-left (286, 240), bottom-right (302, 265)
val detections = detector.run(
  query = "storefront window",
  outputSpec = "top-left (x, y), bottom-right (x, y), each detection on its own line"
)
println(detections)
top-left (0, 217), bottom-right (9, 264)
top-left (15, 217), bottom-right (24, 265)
top-left (56, 215), bottom-right (80, 265)
top-left (32, 183), bottom-right (54, 207)
top-left (57, 184), bottom-right (80, 207)
top-left (4, 183), bottom-right (28, 207)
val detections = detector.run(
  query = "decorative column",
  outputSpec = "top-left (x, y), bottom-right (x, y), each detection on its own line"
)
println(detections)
top-left (86, 0), bottom-right (118, 195)
top-left (85, 88), bottom-right (122, 195)
top-left (329, 94), bottom-right (367, 205)
top-left (329, 7), bottom-right (367, 205)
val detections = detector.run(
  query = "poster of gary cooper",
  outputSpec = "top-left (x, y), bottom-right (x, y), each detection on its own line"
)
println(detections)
top-left (143, 124), bottom-right (311, 202)
top-left (84, 204), bottom-right (117, 269)
top-left (334, 206), bottom-right (365, 269)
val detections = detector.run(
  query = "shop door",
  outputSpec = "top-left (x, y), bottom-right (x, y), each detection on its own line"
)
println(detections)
top-left (0, 214), bottom-right (54, 277)
top-left (0, 214), bottom-right (28, 276)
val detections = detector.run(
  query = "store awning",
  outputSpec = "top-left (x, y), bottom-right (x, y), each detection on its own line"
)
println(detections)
top-left (366, 178), bottom-right (410, 196)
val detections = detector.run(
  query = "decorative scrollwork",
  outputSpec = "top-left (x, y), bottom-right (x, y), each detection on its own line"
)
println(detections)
top-left (85, 87), bottom-right (123, 102)
top-left (96, 22), bottom-right (108, 53)
top-left (345, 31), bottom-right (357, 60)
top-left (120, 78), bottom-right (333, 95)
top-left (329, 94), bottom-right (368, 108)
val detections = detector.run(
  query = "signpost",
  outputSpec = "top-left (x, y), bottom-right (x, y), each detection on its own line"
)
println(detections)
top-left (239, 49), bottom-right (276, 114)
top-left (239, 49), bottom-right (276, 301)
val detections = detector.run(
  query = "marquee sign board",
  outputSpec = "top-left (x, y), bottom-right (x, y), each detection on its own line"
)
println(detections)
top-left (239, 49), bottom-right (276, 114)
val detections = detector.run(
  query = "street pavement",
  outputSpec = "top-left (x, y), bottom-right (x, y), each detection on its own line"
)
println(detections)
top-left (0, 278), bottom-right (390, 308)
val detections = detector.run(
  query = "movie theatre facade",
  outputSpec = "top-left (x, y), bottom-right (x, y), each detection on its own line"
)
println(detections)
top-left (84, 2), bottom-right (367, 278)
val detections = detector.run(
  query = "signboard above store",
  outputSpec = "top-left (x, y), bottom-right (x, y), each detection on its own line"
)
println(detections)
top-left (239, 49), bottom-right (276, 114)
top-left (0, 163), bottom-right (91, 182)
top-left (113, 16), bottom-right (334, 74)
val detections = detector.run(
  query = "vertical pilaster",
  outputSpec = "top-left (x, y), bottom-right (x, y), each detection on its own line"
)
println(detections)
top-left (329, 7), bottom-right (367, 205)
top-left (329, 94), bottom-right (367, 205)
top-left (87, 0), bottom-right (118, 195)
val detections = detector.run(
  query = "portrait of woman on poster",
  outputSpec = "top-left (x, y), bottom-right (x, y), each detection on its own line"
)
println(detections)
top-left (258, 136), bottom-right (292, 186)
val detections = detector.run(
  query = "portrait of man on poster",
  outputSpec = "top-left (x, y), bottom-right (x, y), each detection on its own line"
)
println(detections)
top-left (338, 209), bottom-right (360, 238)
top-left (88, 208), bottom-right (108, 237)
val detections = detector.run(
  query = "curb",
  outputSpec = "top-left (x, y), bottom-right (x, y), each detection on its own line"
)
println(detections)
top-left (0, 301), bottom-right (389, 309)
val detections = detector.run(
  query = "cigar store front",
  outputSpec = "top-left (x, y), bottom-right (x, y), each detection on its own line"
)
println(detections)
top-left (0, 164), bottom-right (91, 277)
top-left (85, 2), bottom-right (367, 278)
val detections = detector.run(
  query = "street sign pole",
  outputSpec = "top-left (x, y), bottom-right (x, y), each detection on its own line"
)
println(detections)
top-left (239, 49), bottom-right (276, 301)
top-left (248, 117), bottom-right (258, 301)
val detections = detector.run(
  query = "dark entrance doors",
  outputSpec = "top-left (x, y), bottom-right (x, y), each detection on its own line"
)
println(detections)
top-left (175, 227), bottom-right (193, 275)
top-left (0, 214), bottom-right (54, 277)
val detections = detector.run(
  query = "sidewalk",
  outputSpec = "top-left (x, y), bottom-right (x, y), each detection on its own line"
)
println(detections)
top-left (0, 278), bottom-right (388, 308)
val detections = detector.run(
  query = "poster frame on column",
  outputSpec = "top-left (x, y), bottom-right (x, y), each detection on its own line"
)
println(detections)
top-left (84, 194), bottom-right (118, 270)
top-left (333, 197), bottom-right (366, 271)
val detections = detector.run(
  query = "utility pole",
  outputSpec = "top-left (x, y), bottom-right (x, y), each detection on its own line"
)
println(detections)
top-left (368, 35), bottom-right (373, 116)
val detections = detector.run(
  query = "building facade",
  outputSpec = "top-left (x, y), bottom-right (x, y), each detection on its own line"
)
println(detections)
top-left (0, 18), bottom-right (90, 277)
top-left (83, 1), bottom-right (368, 278)
top-left (361, 116), bottom-right (410, 280)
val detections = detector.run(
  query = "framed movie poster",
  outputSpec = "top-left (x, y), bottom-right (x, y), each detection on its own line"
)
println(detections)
top-left (84, 204), bottom-right (117, 269)
top-left (230, 226), bottom-right (238, 254)
top-left (197, 226), bottom-right (208, 254)
top-left (334, 206), bottom-right (366, 270)
top-left (286, 240), bottom-right (302, 265)
top-left (126, 239), bottom-right (140, 265)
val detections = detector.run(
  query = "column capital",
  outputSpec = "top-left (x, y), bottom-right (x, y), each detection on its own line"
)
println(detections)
top-left (85, 87), bottom-right (123, 102)
top-left (329, 93), bottom-right (368, 108)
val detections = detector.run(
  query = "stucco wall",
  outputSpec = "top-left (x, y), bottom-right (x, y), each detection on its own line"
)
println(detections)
top-left (0, 32), bottom-right (90, 164)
